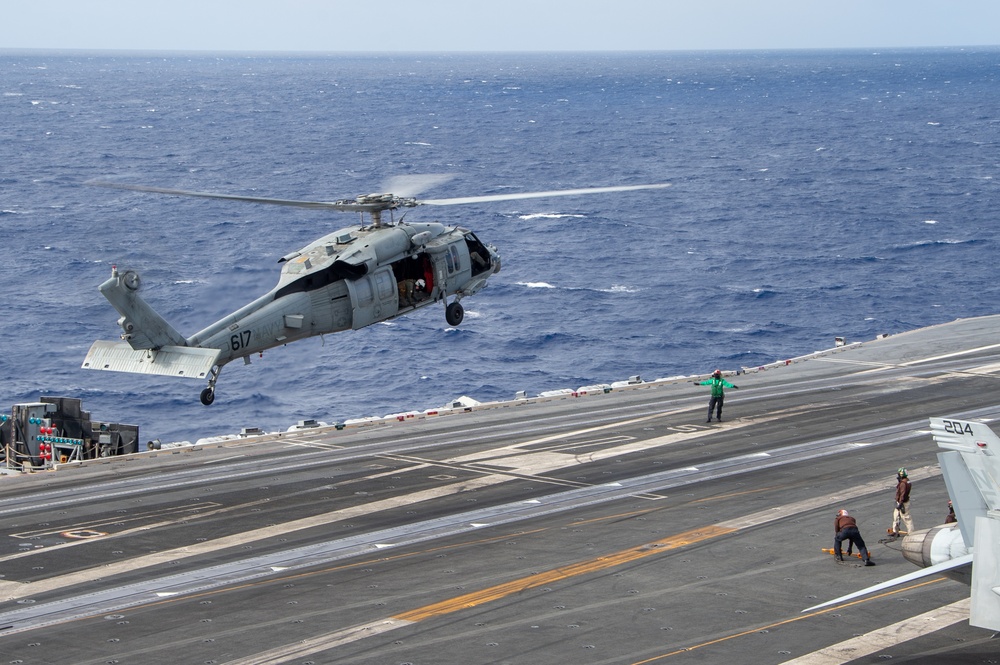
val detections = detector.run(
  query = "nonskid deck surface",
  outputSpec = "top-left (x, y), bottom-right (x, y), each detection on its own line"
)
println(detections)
top-left (2, 316), bottom-right (999, 664)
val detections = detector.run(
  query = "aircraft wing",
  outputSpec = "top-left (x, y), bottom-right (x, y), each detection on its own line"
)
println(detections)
top-left (82, 340), bottom-right (220, 379)
top-left (805, 417), bottom-right (1000, 630)
top-left (803, 554), bottom-right (974, 613)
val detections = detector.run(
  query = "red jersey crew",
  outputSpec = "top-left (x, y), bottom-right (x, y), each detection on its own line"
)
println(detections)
top-left (834, 509), bottom-right (875, 566)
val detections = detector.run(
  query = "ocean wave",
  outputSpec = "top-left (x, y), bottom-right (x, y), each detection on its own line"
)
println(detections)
top-left (893, 238), bottom-right (980, 250)
top-left (748, 288), bottom-right (779, 299)
top-left (517, 213), bottom-right (587, 221)
top-left (511, 281), bottom-right (640, 296)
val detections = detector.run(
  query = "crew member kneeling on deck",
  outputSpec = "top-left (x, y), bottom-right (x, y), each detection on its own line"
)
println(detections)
top-left (834, 509), bottom-right (875, 566)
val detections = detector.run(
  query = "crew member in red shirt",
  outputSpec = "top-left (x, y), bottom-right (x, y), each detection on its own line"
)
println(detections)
top-left (834, 509), bottom-right (875, 566)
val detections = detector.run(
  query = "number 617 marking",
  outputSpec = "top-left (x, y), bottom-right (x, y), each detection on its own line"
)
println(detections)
top-left (231, 330), bottom-right (252, 351)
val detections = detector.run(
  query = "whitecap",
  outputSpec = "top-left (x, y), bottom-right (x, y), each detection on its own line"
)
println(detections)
top-left (924, 220), bottom-right (937, 224)
top-left (517, 281), bottom-right (556, 289)
top-left (517, 213), bottom-right (586, 221)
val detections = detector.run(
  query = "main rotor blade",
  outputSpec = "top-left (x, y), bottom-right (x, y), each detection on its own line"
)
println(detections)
top-left (417, 182), bottom-right (671, 206)
top-left (380, 173), bottom-right (455, 199)
top-left (88, 181), bottom-right (350, 211)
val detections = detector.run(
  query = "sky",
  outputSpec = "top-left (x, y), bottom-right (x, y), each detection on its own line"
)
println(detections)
top-left (3, 0), bottom-right (999, 53)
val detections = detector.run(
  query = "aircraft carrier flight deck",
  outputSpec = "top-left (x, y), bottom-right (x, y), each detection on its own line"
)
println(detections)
top-left (1, 315), bottom-right (999, 664)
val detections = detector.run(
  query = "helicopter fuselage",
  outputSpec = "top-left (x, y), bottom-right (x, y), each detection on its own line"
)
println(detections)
top-left (84, 220), bottom-right (499, 404)
top-left (191, 221), bottom-right (496, 360)
top-left (83, 177), bottom-right (667, 404)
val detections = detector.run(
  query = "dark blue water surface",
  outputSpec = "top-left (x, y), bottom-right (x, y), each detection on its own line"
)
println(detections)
top-left (2, 49), bottom-right (999, 442)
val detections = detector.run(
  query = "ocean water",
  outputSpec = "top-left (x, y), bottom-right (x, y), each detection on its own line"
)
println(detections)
top-left (2, 48), bottom-right (999, 443)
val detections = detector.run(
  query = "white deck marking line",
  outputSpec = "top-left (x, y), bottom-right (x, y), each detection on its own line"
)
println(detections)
top-left (899, 341), bottom-right (1000, 366)
top-left (717, 464), bottom-right (940, 531)
top-left (445, 404), bottom-right (818, 471)
top-left (814, 341), bottom-right (1000, 371)
top-left (779, 598), bottom-right (970, 664)
top-left (222, 618), bottom-right (415, 665)
top-left (0, 475), bottom-right (509, 602)
top-left (814, 358), bottom-right (896, 367)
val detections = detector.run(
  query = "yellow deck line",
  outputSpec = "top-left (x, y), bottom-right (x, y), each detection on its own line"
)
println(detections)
top-left (393, 524), bottom-right (734, 622)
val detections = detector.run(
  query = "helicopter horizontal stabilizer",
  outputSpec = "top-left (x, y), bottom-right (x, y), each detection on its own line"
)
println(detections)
top-left (82, 340), bottom-right (220, 380)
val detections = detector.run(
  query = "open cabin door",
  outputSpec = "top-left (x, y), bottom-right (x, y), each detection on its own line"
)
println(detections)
top-left (345, 266), bottom-right (398, 329)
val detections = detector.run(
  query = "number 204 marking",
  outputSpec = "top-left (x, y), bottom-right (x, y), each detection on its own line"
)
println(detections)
top-left (943, 420), bottom-right (974, 436)
top-left (231, 330), bottom-right (252, 351)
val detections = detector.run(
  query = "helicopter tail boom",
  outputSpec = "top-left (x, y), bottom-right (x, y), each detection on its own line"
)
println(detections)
top-left (84, 267), bottom-right (220, 380)
top-left (98, 268), bottom-right (187, 350)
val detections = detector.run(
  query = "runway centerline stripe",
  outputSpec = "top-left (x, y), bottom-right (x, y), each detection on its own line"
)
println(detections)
top-left (392, 525), bottom-right (734, 622)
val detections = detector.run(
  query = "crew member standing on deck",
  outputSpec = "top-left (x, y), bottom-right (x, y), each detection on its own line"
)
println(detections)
top-left (694, 369), bottom-right (739, 423)
top-left (889, 468), bottom-right (914, 537)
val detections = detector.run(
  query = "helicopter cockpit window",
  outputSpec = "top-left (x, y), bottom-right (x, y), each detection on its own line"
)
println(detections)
top-left (465, 233), bottom-right (491, 276)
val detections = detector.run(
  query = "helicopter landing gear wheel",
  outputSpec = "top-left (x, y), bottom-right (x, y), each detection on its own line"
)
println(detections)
top-left (200, 365), bottom-right (221, 406)
top-left (446, 301), bottom-right (464, 326)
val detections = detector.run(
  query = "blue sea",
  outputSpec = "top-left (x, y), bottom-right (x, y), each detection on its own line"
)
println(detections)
top-left (2, 48), bottom-right (999, 443)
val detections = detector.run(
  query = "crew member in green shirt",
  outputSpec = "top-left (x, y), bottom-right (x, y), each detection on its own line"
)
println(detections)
top-left (694, 369), bottom-right (739, 423)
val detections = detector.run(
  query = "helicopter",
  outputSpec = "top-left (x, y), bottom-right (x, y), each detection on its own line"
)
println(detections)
top-left (82, 177), bottom-right (671, 405)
